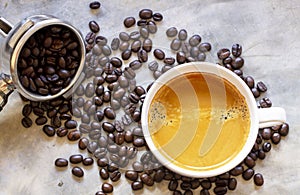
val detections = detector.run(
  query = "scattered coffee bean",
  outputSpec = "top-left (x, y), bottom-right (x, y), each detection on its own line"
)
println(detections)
top-left (189, 34), bottom-right (201, 46)
top-left (110, 170), bottom-right (121, 182)
top-left (199, 42), bottom-right (212, 52)
top-left (82, 157), bottom-right (94, 166)
top-left (254, 173), bottom-right (264, 186)
top-left (261, 128), bottom-right (272, 140)
top-left (67, 130), bottom-right (81, 141)
top-left (230, 166), bottom-right (244, 176)
top-left (72, 166), bottom-right (84, 177)
top-left (178, 29), bottom-right (188, 41)
top-left (231, 57), bottom-right (244, 69)
top-left (131, 181), bottom-right (143, 191)
top-left (78, 137), bottom-right (89, 150)
top-left (139, 8), bottom-right (153, 19)
top-left (217, 48), bottom-right (230, 60)
top-left (214, 186), bottom-right (227, 195)
top-left (104, 107), bottom-right (116, 119)
top-left (170, 38), bottom-right (181, 51)
top-left (69, 154), bottom-right (83, 164)
top-left (89, 1), bottom-right (101, 9)
top-left (232, 43), bottom-right (242, 57)
top-left (65, 120), bottom-right (77, 129)
top-left (271, 132), bottom-right (281, 144)
top-left (43, 125), bottom-right (56, 136)
top-left (168, 179), bottom-right (178, 191)
top-left (111, 38), bottom-right (120, 50)
top-left (279, 123), bottom-right (289, 136)
top-left (153, 12), bottom-right (163, 21)
top-left (89, 20), bottom-right (100, 33)
top-left (130, 31), bottom-right (141, 41)
top-left (257, 81), bottom-right (267, 92)
top-left (55, 158), bottom-right (68, 167)
top-left (244, 155), bottom-right (256, 168)
top-left (242, 168), bottom-right (255, 180)
top-left (129, 60), bottom-right (143, 70)
top-left (100, 168), bottom-right (109, 180)
top-left (153, 49), bottom-right (165, 60)
top-left (200, 189), bottom-right (210, 195)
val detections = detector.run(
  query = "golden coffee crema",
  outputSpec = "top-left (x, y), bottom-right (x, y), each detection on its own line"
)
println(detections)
top-left (148, 72), bottom-right (250, 171)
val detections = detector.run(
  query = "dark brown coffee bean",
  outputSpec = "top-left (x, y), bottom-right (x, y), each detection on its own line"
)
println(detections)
top-left (83, 157), bottom-right (94, 166)
top-left (231, 57), bottom-right (244, 69)
top-left (78, 137), bottom-right (89, 150)
top-left (254, 173), bottom-right (264, 186)
top-left (97, 157), bottom-right (109, 167)
top-left (131, 40), bottom-right (141, 52)
top-left (168, 179), bottom-right (178, 191)
top-left (35, 116), bottom-right (47, 125)
top-left (242, 168), bottom-right (255, 180)
top-left (89, 1), bottom-right (101, 9)
top-left (214, 186), bottom-right (227, 195)
top-left (147, 21), bottom-right (157, 34)
top-left (121, 49), bottom-right (132, 60)
top-left (232, 43), bottom-right (242, 57)
top-left (138, 49), bottom-right (148, 62)
top-left (102, 122), bottom-right (115, 133)
top-left (152, 12), bottom-right (163, 21)
top-left (137, 19), bottom-right (147, 27)
top-left (95, 191), bottom-right (106, 195)
top-left (139, 8), bottom-right (153, 19)
top-left (100, 168), bottom-right (109, 180)
top-left (131, 181), bottom-right (143, 191)
top-left (129, 60), bottom-right (142, 70)
top-left (110, 38), bottom-right (120, 51)
top-left (124, 67), bottom-right (136, 79)
top-left (110, 57), bottom-right (122, 68)
top-left (125, 170), bottom-right (138, 181)
top-left (130, 31), bottom-right (141, 41)
top-left (65, 120), bottom-right (77, 129)
top-left (261, 128), bottom-right (272, 140)
top-left (217, 48), bottom-right (230, 60)
top-left (279, 123), bottom-right (289, 136)
top-left (175, 51), bottom-right (186, 64)
top-left (200, 189), bottom-right (210, 195)
top-left (55, 158), bottom-right (68, 167)
top-left (56, 127), bottom-right (68, 137)
top-left (227, 178), bottom-right (237, 190)
top-left (132, 110), bottom-right (141, 122)
top-left (200, 180), bottom-right (211, 189)
top-left (271, 132), bottom-right (281, 144)
top-left (69, 154), bottom-right (83, 164)
top-left (104, 107), bottom-right (116, 119)
top-left (89, 20), bottom-right (100, 33)
top-left (178, 29), bottom-right (188, 41)
top-left (189, 34), bottom-right (201, 46)
top-left (67, 130), bottom-right (81, 141)
top-left (154, 49), bottom-right (165, 60)
top-left (22, 104), bottom-right (32, 117)
top-left (164, 57), bottom-right (175, 65)
top-left (257, 81), bottom-right (267, 92)
top-left (124, 17), bottom-right (136, 28)
top-left (140, 173), bottom-right (154, 186)
top-left (110, 170), bottom-right (121, 182)
top-left (244, 155), bottom-right (256, 168)
top-left (43, 125), bottom-right (55, 136)
top-left (119, 32), bottom-right (130, 42)
top-left (72, 166), bottom-right (84, 177)
top-left (245, 76), bottom-right (255, 88)
top-left (230, 166), bottom-right (244, 176)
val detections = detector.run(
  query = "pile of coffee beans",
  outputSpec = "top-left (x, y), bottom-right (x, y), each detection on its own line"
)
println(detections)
top-left (18, 5), bottom-right (290, 195)
top-left (18, 25), bottom-right (82, 96)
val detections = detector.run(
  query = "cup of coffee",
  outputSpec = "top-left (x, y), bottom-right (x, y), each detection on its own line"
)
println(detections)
top-left (141, 62), bottom-right (286, 178)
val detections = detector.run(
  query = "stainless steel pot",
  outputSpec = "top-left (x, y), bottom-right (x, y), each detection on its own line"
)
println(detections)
top-left (0, 15), bottom-right (86, 111)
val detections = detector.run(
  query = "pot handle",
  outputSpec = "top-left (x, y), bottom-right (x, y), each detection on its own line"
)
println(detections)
top-left (258, 107), bottom-right (286, 128)
top-left (0, 17), bottom-right (13, 37)
top-left (0, 73), bottom-right (15, 111)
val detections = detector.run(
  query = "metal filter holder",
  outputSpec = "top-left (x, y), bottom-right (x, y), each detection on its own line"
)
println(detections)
top-left (0, 15), bottom-right (86, 111)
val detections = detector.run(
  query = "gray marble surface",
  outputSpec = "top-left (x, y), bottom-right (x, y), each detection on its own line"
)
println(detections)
top-left (0, 0), bottom-right (300, 194)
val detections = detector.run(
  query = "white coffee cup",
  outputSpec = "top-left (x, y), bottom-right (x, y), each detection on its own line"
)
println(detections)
top-left (141, 62), bottom-right (286, 178)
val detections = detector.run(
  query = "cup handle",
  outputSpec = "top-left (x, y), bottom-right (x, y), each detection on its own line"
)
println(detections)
top-left (258, 107), bottom-right (286, 128)
top-left (0, 17), bottom-right (13, 37)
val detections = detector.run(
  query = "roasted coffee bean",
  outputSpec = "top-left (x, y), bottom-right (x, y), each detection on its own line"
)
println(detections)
top-left (124, 67), bottom-right (136, 79)
top-left (279, 123), bottom-right (289, 136)
top-left (131, 181), bottom-right (143, 191)
top-left (153, 70), bottom-right (162, 79)
top-left (115, 132), bottom-right (125, 145)
top-left (223, 57), bottom-right (232, 64)
top-left (107, 162), bottom-right (119, 172)
top-left (140, 27), bottom-right (149, 38)
top-left (252, 87), bottom-right (261, 98)
top-left (69, 154), bottom-right (83, 164)
top-left (22, 104), bottom-right (32, 117)
top-left (110, 57), bottom-right (122, 68)
top-left (244, 156), bottom-right (256, 168)
top-left (55, 158), bottom-right (68, 167)
top-left (245, 76), bottom-right (255, 88)
top-left (102, 122), bottom-right (115, 133)
top-left (214, 186), bottom-right (227, 195)
top-left (200, 180), bottom-right (211, 189)
top-left (259, 96), bottom-right (272, 108)
top-left (230, 166), bottom-right (244, 176)
top-left (232, 43), bottom-right (242, 57)
top-left (132, 110), bottom-right (141, 122)
top-left (129, 93), bottom-right (140, 104)
top-left (130, 31), bottom-right (141, 41)
top-left (140, 173), bottom-right (154, 186)
top-left (104, 107), bottom-right (116, 119)
top-left (217, 48), bottom-right (230, 60)
top-left (43, 125), bottom-right (55, 136)
top-left (82, 157), bottom-right (94, 166)
top-left (100, 168), bottom-right (109, 180)
top-left (176, 51), bottom-right (186, 64)
top-left (257, 81), bottom-right (267, 92)
top-left (124, 17), bottom-right (136, 28)
top-left (168, 179), bottom-right (178, 191)
top-left (119, 41), bottom-right (130, 51)
top-left (170, 38), bottom-right (181, 51)
top-left (78, 137), bottom-right (89, 150)
top-left (153, 12), bottom-right (163, 21)
top-left (95, 191), bottom-right (106, 195)
top-left (134, 86), bottom-right (146, 96)
top-left (105, 74), bottom-right (118, 84)
top-left (89, 1), bottom-right (101, 9)
top-left (227, 178), bottom-right (237, 190)
top-left (72, 166), bottom-right (84, 177)
top-left (257, 148), bottom-right (266, 159)
top-left (242, 168), bottom-right (255, 180)
top-left (271, 132), bottom-right (281, 144)
top-left (231, 57), bottom-right (244, 69)
top-left (249, 152), bottom-right (258, 161)
top-left (153, 49), bottom-right (165, 60)
top-left (102, 45), bottom-right (111, 56)
top-left (131, 40), bottom-right (141, 52)
top-left (111, 38), bottom-right (120, 51)
top-left (261, 128), bottom-right (272, 140)
top-left (56, 127), bottom-right (68, 137)
top-left (125, 170), bottom-right (138, 181)
top-left (95, 36), bottom-right (108, 46)
top-left (138, 49), bottom-right (148, 62)
top-left (163, 57), bottom-right (175, 65)
top-left (121, 49), bottom-right (132, 60)
top-left (189, 46), bottom-right (199, 57)
top-left (76, 84), bottom-right (85, 96)
top-left (129, 60), bottom-right (143, 70)
top-left (200, 189), bottom-right (210, 195)
top-left (139, 8), bottom-right (153, 19)
top-left (124, 130), bottom-right (134, 143)
top-left (137, 19), bottom-right (147, 27)
top-left (147, 21), bottom-right (157, 34)
top-left (103, 91), bottom-right (111, 102)
top-left (166, 27), bottom-right (178, 37)
top-left (110, 170), bottom-right (121, 182)
top-left (33, 107), bottom-right (44, 117)
top-left (254, 173), bottom-right (264, 186)
top-left (67, 130), bottom-right (81, 141)
top-left (65, 120), bottom-right (77, 129)
top-left (178, 29), bottom-right (188, 41)
top-left (97, 157), bottom-right (109, 167)
top-left (89, 20), bottom-right (100, 33)
top-left (189, 34), bottom-right (201, 46)
top-left (85, 83), bottom-right (95, 97)
top-left (113, 88), bottom-right (126, 100)
top-left (35, 116), bottom-right (47, 125)
top-left (119, 32), bottom-right (130, 42)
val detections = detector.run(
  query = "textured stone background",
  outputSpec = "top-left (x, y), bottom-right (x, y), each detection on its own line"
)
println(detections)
top-left (0, 0), bottom-right (299, 194)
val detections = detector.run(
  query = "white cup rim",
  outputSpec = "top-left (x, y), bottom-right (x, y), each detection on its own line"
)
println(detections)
top-left (141, 62), bottom-right (259, 178)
